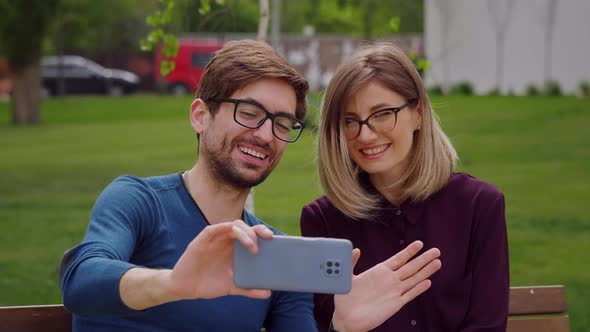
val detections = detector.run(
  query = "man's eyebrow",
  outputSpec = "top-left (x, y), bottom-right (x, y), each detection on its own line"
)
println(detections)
top-left (241, 97), bottom-right (296, 117)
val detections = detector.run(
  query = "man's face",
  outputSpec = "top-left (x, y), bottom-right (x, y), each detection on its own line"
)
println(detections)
top-left (199, 78), bottom-right (297, 188)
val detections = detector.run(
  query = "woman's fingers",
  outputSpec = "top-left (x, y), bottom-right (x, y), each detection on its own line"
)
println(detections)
top-left (396, 247), bottom-right (441, 280)
top-left (382, 241), bottom-right (424, 270)
top-left (400, 258), bottom-right (442, 293)
top-left (351, 248), bottom-right (361, 273)
top-left (400, 279), bottom-right (433, 304)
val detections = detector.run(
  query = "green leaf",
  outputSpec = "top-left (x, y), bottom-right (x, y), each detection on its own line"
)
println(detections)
top-left (388, 16), bottom-right (400, 32)
top-left (162, 35), bottom-right (179, 58)
top-left (199, 0), bottom-right (211, 15)
top-left (160, 60), bottom-right (176, 77)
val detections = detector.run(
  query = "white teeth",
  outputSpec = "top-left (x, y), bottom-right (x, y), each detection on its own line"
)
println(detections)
top-left (362, 146), bottom-right (387, 155)
top-left (239, 146), bottom-right (267, 160)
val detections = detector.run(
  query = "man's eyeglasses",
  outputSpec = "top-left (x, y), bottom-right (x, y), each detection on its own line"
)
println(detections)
top-left (342, 100), bottom-right (417, 140)
top-left (210, 98), bottom-right (305, 143)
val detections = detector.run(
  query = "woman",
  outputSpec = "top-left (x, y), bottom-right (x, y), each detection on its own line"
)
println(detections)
top-left (301, 43), bottom-right (509, 331)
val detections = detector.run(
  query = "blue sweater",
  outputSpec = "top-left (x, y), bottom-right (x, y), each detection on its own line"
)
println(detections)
top-left (59, 174), bottom-right (316, 331)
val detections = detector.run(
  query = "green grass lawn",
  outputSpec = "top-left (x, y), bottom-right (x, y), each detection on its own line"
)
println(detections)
top-left (1, 95), bottom-right (589, 331)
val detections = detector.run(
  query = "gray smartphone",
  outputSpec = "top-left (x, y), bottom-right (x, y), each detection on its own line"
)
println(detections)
top-left (233, 235), bottom-right (353, 294)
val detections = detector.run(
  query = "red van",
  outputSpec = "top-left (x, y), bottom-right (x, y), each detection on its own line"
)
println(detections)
top-left (155, 39), bottom-right (224, 95)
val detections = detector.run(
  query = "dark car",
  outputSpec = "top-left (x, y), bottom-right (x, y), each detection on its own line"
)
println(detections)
top-left (41, 56), bottom-right (139, 97)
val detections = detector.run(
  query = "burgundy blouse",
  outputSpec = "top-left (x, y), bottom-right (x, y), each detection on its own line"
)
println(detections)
top-left (300, 173), bottom-right (509, 332)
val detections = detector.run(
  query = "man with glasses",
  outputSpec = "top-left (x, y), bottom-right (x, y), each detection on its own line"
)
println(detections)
top-left (59, 39), bottom-right (315, 331)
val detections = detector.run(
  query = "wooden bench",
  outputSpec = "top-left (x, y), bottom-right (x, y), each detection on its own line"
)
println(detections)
top-left (508, 285), bottom-right (570, 332)
top-left (0, 285), bottom-right (570, 332)
top-left (0, 304), bottom-right (71, 332)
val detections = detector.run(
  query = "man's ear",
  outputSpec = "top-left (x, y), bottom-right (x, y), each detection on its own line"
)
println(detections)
top-left (190, 98), bottom-right (209, 135)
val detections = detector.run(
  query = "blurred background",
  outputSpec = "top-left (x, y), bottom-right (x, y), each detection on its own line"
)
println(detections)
top-left (1, 0), bottom-right (588, 330)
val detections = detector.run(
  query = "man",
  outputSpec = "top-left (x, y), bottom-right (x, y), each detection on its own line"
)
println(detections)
top-left (59, 39), bottom-right (315, 331)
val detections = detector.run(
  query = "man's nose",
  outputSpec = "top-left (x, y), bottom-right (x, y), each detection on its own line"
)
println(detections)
top-left (253, 118), bottom-right (274, 142)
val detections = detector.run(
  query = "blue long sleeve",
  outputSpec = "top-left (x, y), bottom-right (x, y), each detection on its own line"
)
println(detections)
top-left (59, 174), bottom-right (317, 331)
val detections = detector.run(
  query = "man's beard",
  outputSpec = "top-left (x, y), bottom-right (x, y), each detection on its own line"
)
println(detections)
top-left (200, 134), bottom-right (277, 189)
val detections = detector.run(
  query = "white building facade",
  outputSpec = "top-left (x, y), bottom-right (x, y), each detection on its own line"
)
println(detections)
top-left (425, 0), bottom-right (590, 94)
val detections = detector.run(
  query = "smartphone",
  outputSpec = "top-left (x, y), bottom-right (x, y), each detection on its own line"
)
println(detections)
top-left (233, 235), bottom-right (353, 294)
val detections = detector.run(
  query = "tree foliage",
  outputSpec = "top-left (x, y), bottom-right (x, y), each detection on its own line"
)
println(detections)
top-left (147, 0), bottom-right (422, 38)
top-left (48, 0), bottom-right (157, 53)
top-left (0, 0), bottom-right (60, 71)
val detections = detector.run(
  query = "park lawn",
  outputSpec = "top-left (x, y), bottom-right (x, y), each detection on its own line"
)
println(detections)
top-left (1, 94), bottom-right (589, 331)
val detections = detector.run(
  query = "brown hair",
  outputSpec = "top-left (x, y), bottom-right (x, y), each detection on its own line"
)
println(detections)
top-left (196, 39), bottom-right (308, 120)
top-left (318, 42), bottom-right (457, 220)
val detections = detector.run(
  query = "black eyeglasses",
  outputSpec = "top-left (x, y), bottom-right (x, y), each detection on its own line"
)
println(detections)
top-left (342, 100), bottom-right (417, 140)
top-left (210, 98), bottom-right (305, 143)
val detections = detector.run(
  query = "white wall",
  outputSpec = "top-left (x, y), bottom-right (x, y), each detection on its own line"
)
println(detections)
top-left (425, 0), bottom-right (590, 94)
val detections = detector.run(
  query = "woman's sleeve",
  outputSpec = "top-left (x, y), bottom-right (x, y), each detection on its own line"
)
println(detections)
top-left (300, 203), bottom-right (335, 332)
top-left (461, 192), bottom-right (509, 331)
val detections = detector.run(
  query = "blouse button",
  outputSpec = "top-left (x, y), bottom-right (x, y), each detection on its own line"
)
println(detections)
top-left (399, 240), bottom-right (405, 245)
top-left (395, 210), bottom-right (402, 216)
top-left (411, 320), bottom-right (417, 326)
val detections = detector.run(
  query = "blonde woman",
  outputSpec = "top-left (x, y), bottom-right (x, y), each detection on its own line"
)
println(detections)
top-left (301, 43), bottom-right (509, 331)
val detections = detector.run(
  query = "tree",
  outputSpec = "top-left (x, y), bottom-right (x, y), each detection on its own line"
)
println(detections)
top-left (430, 0), bottom-right (454, 92)
top-left (0, 0), bottom-right (60, 125)
top-left (543, 0), bottom-right (558, 84)
top-left (487, 0), bottom-right (517, 93)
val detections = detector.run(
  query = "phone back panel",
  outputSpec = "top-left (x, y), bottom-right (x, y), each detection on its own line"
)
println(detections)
top-left (233, 235), bottom-right (352, 294)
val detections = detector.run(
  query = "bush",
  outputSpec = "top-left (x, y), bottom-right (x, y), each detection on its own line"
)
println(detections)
top-left (428, 85), bottom-right (444, 96)
top-left (487, 88), bottom-right (501, 96)
top-left (526, 84), bottom-right (540, 96)
top-left (449, 81), bottom-right (474, 96)
top-left (544, 80), bottom-right (562, 96)
top-left (579, 81), bottom-right (590, 98)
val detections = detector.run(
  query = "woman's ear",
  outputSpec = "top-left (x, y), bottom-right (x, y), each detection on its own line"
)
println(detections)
top-left (413, 100), bottom-right (423, 131)
top-left (190, 98), bottom-right (208, 135)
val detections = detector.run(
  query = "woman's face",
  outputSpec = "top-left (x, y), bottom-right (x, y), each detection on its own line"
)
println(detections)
top-left (343, 80), bottom-right (421, 184)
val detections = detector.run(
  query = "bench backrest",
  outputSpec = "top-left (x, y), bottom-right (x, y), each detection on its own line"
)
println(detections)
top-left (0, 285), bottom-right (570, 332)
top-left (508, 285), bottom-right (570, 332)
top-left (0, 304), bottom-right (71, 332)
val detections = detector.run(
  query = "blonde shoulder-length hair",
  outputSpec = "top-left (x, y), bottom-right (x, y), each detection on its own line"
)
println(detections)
top-left (318, 42), bottom-right (457, 220)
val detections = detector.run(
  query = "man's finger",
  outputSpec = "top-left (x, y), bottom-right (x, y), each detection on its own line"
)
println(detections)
top-left (195, 222), bottom-right (235, 244)
top-left (252, 224), bottom-right (274, 239)
top-left (396, 248), bottom-right (441, 280)
top-left (233, 220), bottom-right (259, 243)
top-left (231, 224), bottom-right (257, 253)
top-left (230, 287), bottom-right (271, 299)
top-left (382, 240), bottom-right (423, 270)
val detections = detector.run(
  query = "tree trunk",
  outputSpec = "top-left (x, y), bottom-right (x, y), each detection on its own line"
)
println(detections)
top-left (11, 63), bottom-right (41, 125)
top-left (258, 0), bottom-right (269, 41)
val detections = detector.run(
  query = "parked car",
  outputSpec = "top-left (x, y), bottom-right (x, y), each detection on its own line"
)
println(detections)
top-left (41, 55), bottom-right (139, 97)
top-left (154, 39), bottom-right (224, 95)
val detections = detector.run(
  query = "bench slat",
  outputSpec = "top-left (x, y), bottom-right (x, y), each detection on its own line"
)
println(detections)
top-left (509, 285), bottom-right (567, 315)
top-left (0, 304), bottom-right (72, 332)
top-left (507, 315), bottom-right (570, 332)
top-left (0, 285), bottom-right (571, 332)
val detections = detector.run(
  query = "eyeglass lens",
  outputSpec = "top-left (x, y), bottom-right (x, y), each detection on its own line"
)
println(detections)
top-left (234, 102), bottom-right (302, 142)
